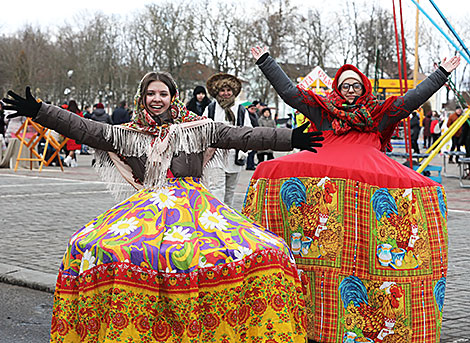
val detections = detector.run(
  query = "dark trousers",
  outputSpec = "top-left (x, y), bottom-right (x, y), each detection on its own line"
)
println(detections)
top-left (449, 136), bottom-right (461, 162)
top-left (246, 150), bottom-right (257, 169)
top-left (424, 135), bottom-right (432, 148)
top-left (411, 138), bottom-right (420, 154)
top-left (257, 152), bottom-right (274, 163)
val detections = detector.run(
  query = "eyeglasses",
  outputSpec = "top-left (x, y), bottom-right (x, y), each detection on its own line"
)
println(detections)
top-left (341, 82), bottom-right (363, 91)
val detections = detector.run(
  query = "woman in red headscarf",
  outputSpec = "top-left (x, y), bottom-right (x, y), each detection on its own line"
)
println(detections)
top-left (243, 46), bottom-right (460, 343)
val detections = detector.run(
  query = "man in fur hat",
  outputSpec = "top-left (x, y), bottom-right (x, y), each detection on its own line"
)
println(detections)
top-left (203, 73), bottom-right (252, 207)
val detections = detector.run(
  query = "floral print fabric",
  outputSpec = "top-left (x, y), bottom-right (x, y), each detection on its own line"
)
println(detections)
top-left (51, 177), bottom-right (306, 342)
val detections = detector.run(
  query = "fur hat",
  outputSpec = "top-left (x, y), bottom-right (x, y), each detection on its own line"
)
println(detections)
top-left (193, 85), bottom-right (206, 96)
top-left (337, 70), bottom-right (363, 87)
top-left (206, 73), bottom-right (242, 98)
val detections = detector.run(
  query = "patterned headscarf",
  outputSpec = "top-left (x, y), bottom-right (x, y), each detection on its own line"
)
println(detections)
top-left (121, 73), bottom-right (206, 141)
top-left (298, 64), bottom-right (398, 151)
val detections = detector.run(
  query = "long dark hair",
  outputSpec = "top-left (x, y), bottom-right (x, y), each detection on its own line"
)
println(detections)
top-left (68, 100), bottom-right (80, 114)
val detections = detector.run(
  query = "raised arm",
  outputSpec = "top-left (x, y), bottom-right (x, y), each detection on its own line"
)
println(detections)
top-left (379, 56), bottom-right (461, 130)
top-left (3, 87), bottom-right (114, 151)
top-left (211, 121), bottom-right (323, 153)
top-left (251, 46), bottom-right (323, 125)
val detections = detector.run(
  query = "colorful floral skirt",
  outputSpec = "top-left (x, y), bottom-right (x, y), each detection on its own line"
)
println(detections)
top-left (242, 132), bottom-right (448, 343)
top-left (50, 177), bottom-right (306, 342)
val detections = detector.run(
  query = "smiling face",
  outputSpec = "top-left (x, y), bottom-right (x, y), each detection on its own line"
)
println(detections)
top-left (145, 81), bottom-right (171, 117)
top-left (340, 77), bottom-right (364, 104)
top-left (218, 86), bottom-right (233, 99)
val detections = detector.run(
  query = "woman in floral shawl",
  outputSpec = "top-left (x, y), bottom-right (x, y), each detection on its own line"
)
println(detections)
top-left (3, 71), bottom-right (324, 342)
top-left (243, 46), bottom-right (460, 343)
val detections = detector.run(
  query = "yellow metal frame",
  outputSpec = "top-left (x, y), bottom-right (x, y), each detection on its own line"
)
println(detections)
top-left (416, 108), bottom-right (470, 174)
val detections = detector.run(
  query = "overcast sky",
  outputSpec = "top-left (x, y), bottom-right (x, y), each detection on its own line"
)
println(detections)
top-left (1, 0), bottom-right (468, 35)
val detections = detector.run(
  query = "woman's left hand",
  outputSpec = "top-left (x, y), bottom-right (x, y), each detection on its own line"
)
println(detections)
top-left (441, 55), bottom-right (461, 73)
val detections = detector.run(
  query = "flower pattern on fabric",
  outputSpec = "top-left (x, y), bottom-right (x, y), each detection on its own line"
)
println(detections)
top-left (163, 225), bottom-right (193, 242)
top-left (79, 249), bottom-right (96, 274)
top-left (199, 209), bottom-right (229, 231)
top-left (52, 256), bottom-right (306, 342)
top-left (150, 187), bottom-right (177, 209)
top-left (108, 217), bottom-right (140, 237)
top-left (52, 178), bottom-right (305, 342)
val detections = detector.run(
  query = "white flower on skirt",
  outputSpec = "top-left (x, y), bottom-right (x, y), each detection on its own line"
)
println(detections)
top-left (150, 188), bottom-right (177, 209)
top-left (69, 223), bottom-right (96, 245)
top-left (164, 226), bottom-right (192, 242)
top-left (199, 209), bottom-right (229, 231)
top-left (198, 255), bottom-right (214, 268)
top-left (250, 227), bottom-right (281, 246)
top-left (80, 249), bottom-right (96, 274)
top-left (109, 217), bottom-right (139, 236)
top-left (233, 246), bottom-right (253, 262)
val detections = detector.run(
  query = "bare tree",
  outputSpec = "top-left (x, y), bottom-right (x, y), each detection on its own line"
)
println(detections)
top-left (195, 1), bottom-right (238, 73)
top-left (294, 9), bottom-right (333, 69)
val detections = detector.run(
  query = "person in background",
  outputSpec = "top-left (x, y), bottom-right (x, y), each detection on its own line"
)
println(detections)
top-left (186, 85), bottom-right (211, 116)
top-left (245, 103), bottom-right (259, 170)
top-left (459, 119), bottom-right (470, 179)
top-left (91, 102), bottom-right (112, 124)
top-left (410, 110), bottom-right (420, 154)
top-left (257, 107), bottom-right (276, 162)
top-left (82, 105), bottom-right (92, 119)
top-left (111, 100), bottom-right (130, 124)
top-left (0, 101), bottom-right (5, 138)
top-left (63, 100), bottom-right (82, 167)
top-left (203, 73), bottom-right (252, 207)
top-left (447, 107), bottom-right (463, 163)
top-left (422, 111), bottom-right (432, 148)
top-left (0, 101), bottom-right (6, 158)
top-left (430, 110), bottom-right (442, 146)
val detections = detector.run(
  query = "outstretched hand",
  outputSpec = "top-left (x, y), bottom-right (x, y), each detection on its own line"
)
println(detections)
top-left (251, 46), bottom-right (268, 61)
top-left (441, 55), bottom-right (461, 73)
top-left (2, 86), bottom-right (41, 119)
top-left (291, 122), bottom-right (324, 153)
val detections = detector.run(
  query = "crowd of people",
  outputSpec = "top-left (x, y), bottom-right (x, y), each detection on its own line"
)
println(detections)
top-left (0, 98), bottom-right (134, 167)
top-left (410, 107), bottom-right (469, 166)
top-left (0, 43), bottom-right (465, 343)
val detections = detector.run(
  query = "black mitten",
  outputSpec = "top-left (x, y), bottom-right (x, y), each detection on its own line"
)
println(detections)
top-left (291, 122), bottom-right (324, 152)
top-left (2, 86), bottom-right (41, 119)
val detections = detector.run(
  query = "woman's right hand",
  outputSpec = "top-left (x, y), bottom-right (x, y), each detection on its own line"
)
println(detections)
top-left (251, 46), bottom-right (268, 61)
top-left (2, 87), bottom-right (41, 119)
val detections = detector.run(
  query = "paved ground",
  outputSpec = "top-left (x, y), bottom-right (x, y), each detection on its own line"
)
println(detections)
top-left (0, 152), bottom-right (468, 342)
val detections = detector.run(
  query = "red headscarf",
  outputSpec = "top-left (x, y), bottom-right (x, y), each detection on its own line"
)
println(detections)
top-left (298, 64), bottom-right (399, 151)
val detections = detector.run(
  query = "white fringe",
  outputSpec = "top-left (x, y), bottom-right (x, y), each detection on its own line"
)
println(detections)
top-left (144, 119), bottom-right (218, 189)
top-left (93, 150), bottom-right (137, 201)
top-left (97, 119), bottom-right (219, 193)
top-left (104, 125), bottom-right (153, 157)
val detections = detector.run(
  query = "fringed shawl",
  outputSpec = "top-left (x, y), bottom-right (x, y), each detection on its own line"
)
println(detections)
top-left (93, 76), bottom-right (218, 200)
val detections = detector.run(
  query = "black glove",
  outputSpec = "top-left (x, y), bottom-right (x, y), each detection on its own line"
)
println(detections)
top-left (2, 86), bottom-right (41, 119)
top-left (291, 122), bottom-right (324, 153)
